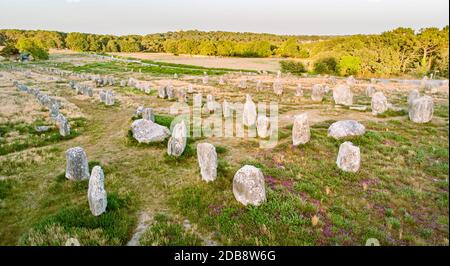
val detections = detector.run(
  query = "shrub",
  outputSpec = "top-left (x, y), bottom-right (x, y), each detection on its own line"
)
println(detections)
top-left (313, 57), bottom-right (337, 74)
top-left (280, 60), bottom-right (307, 75)
top-left (0, 43), bottom-right (20, 58)
top-left (15, 37), bottom-right (49, 60)
top-left (337, 55), bottom-right (361, 76)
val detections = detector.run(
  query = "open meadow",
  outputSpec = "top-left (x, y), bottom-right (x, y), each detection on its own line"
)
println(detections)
top-left (0, 51), bottom-right (448, 247)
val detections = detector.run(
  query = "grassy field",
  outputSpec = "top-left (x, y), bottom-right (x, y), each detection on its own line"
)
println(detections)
top-left (0, 53), bottom-right (448, 246)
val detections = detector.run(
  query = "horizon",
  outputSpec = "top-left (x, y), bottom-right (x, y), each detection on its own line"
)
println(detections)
top-left (0, 0), bottom-right (448, 36)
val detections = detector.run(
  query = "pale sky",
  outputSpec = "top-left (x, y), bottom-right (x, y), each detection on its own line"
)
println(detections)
top-left (0, 0), bottom-right (448, 36)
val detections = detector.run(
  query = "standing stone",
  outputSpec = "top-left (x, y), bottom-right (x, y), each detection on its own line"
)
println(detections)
top-left (206, 94), bottom-right (216, 113)
top-left (193, 93), bottom-right (203, 107)
top-left (256, 115), bottom-right (271, 138)
top-left (65, 147), bottom-right (89, 180)
top-left (256, 80), bottom-right (264, 91)
top-left (177, 89), bottom-right (187, 103)
top-left (292, 113), bottom-right (310, 145)
top-left (187, 84), bottom-right (194, 93)
top-left (223, 99), bottom-right (232, 118)
top-left (174, 73), bottom-right (178, 79)
top-left (166, 85), bottom-right (175, 100)
top-left (346, 76), bottom-right (356, 86)
top-left (88, 166), bottom-right (107, 216)
top-left (311, 84), bottom-right (324, 102)
top-left (366, 85), bottom-right (376, 97)
top-left (328, 120), bottom-right (365, 139)
top-left (233, 165), bottom-right (266, 206)
top-left (167, 120), bottom-right (187, 157)
top-left (371, 92), bottom-right (388, 115)
top-left (50, 103), bottom-right (60, 118)
top-left (408, 89), bottom-right (420, 106)
top-left (333, 85), bottom-right (353, 106)
top-left (120, 80), bottom-right (127, 87)
top-left (56, 114), bottom-right (71, 137)
top-left (202, 75), bottom-right (209, 84)
top-left (336, 141), bottom-right (360, 173)
top-left (99, 90), bottom-right (106, 103)
top-left (136, 106), bottom-right (144, 116)
top-left (273, 79), bottom-right (283, 95)
top-left (158, 85), bottom-right (167, 99)
top-left (105, 90), bottom-right (115, 106)
top-left (328, 76), bottom-right (337, 85)
top-left (131, 119), bottom-right (170, 143)
top-left (295, 84), bottom-right (303, 97)
top-left (142, 108), bottom-right (155, 122)
top-left (197, 143), bottom-right (217, 182)
top-left (409, 96), bottom-right (434, 123)
top-left (238, 78), bottom-right (247, 89)
top-left (219, 77), bottom-right (226, 85)
top-left (242, 94), bottom-right (257, 127)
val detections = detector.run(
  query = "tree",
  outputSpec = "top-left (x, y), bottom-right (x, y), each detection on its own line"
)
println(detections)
top-left (199, 41), bottom-right (216, 56)
top-left (279, 38), bottom-right (299, 57)
top-left (250, 41), bottom-right (272, 57)
top-left (0, 43), bottom-right (19, 58)
top-left (15, 37), bottom-right (49, 60)
top-left (106, 40), bottom-right (120, 52)
top-left (65, 32), bottom-right (89, 51)
top-left (164, 39), bottom-right (178, 54)
top-left (416, 27), bottom-right (448, 74)
top-left (217, 40), bottom-right (235, 56)
top-left (337, 55), bottom-right (361, 76)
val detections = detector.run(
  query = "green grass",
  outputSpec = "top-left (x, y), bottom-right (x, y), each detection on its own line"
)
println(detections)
top-left (168, 118), bottom-right (449, 246)
top-left (19, 192), bottom-right (136, 246)
top-left (0, 179), bottom-right (16, 200)
top-left (376, 109), bottom-right (408, 118)
top-left (139, 213), bottom-right (202, 246)
top-left (0, 118), bottom-right (87, 156)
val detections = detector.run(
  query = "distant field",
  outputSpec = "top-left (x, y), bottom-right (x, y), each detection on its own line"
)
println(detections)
top-left (111, 52), bottom-right (288, 72)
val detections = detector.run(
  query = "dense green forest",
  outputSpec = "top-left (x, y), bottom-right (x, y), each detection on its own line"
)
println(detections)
top-left (0, 27), bottom-right (448, 78)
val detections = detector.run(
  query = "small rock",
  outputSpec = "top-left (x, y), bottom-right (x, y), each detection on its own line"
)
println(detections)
top-left (328, 120), bottom-right (365, 139)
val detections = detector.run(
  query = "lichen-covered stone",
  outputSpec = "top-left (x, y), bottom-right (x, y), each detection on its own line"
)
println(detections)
top-left (142, 107), bottom-right (155, 122)
top-left (328, 120), bottom-right (365, 139)
top-left (197, 143), bottom-right (217, 182)
top-left (311, 84), bottom-right (324, 102)
top-left (65, 147), bottom-right (89, 180)
top-left (233, 165), bottom-right (266, 206)
top-left (131, 119), bottom-right (170, 143)
top-left (371, 91), bottom-right (388, 115)
top-left (167, 120), bottom-right (187, 157)
top-left (256, 115), bottom-right (271, 138)
top-left (333, 85), bottom-right (353, 106)
top-left (242, 94), bottom-right (257, 127)
top-left (407, 89), bottom-right (420, 106)
top-left (292, 113), bottom-right (310, 145)
top-left (336, 141), bottom-right (360, 172)
top-left (273, 79), bottom-right (283, 95)
top-left (88, 166), bottom-right (107, 216)
top-left (409, 96), bottom-right (433, 123)
top-left (366, 85), bottom-right (376, 97)
top-left (56, 114), bottom-right (70, 137)
top-left (295, 84), bottom-right (303, 96)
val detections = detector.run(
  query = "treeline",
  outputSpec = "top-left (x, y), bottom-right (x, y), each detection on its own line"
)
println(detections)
top-left (0, 27), bottom-right (448, 77)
